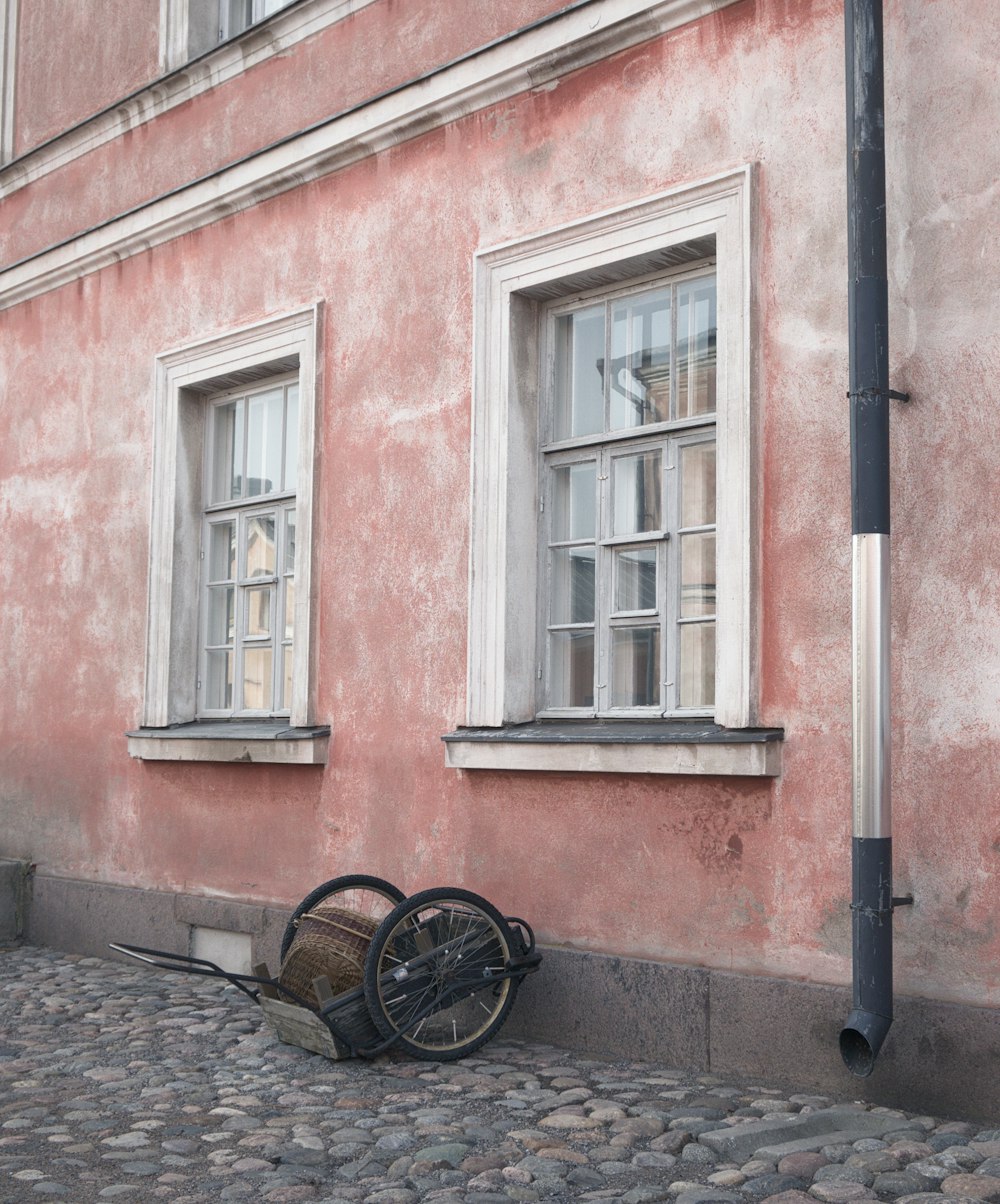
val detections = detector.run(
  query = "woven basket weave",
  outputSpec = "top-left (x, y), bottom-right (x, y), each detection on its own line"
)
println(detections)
top-left (278, 905), bottom-right (380, 1008)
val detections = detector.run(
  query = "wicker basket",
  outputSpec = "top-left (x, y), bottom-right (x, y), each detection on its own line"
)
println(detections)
top-left (278, 905), bottom-right (380, 1008)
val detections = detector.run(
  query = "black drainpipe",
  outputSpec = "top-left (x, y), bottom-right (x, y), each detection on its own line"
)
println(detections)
top-left (839, 0), bottom-right (911, 1078)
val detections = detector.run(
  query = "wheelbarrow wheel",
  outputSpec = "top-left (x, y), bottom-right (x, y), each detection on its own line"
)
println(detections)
top-left (280, 875), bottom-right (406, 962)
top-left (363, 887), bottom-right (519, 1061)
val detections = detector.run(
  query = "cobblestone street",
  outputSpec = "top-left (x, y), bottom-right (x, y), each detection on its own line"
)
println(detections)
top-left (1, 946), bottom-right (998, 1204)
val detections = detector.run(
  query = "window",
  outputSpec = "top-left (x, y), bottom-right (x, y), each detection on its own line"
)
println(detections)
top-left (219, 0), bottom-right (294, 40)
top-left (201, 379), bottom-right (299, 717)
top-left (160, 0), bottom-right (296, 70)
top-left (128, 306), bottom-right (328, 765)
top-left (449, 168), bottom-right (777, 775)
top-left (540, 270), bottom-right (718, 718)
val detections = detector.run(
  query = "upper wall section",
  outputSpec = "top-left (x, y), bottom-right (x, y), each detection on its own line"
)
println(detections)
top-left (0, 0), bottom-right (582, 265)
top-left (13, 0), bottom-right (160, 156)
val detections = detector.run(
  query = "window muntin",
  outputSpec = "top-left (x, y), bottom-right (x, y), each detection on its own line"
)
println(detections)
top-left (201, 379), bottom-right (298, 717)
top-left (541, 269), bottom-right (717, 718)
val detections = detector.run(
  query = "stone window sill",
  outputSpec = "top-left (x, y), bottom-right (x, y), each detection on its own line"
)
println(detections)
top-left (442, 721), bottom-right (783, 777)
top-left (126, 721), bottom-right (331, 765)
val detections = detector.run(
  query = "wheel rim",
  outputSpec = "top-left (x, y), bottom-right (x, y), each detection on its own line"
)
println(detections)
top-left (314, 884), bottom-right (402, 924)
top-left (374, 900), bottom-right (513, 1052)
top-left (282, 876), bottom-right (405, 962)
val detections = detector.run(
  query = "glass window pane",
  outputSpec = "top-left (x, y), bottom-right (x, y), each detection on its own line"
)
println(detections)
top-left (245, 387), bottom-right (284, 496)
top-left (679, 621), bottom-right (715, 708)
top-left (207, 586), bottom-right (234, 646)
top-left (245, 513), bottom-right (276, 578)
top-left (282, 644), bottom-right (293, 711)
top-left (548, 631), bottom-right (594, 708)
top-left (610, 626), bottom-right (660, 708)
top-left (612, 449), bottom-right (662, 535)
top-left (554, 306), bottom-right (604, 439)
top-left (242, 647), bottom-right (272, 711)
top-left (245, 586), bottom-right (271, 637)
top-left (284, 386), bottom-right (299, 493)
top-left (551, 546), bottom-right (596, 624)
top-left (205, 649), bottom-right (233, 710)
top-left (284, 577), bottom-right (295, 641)
top-left (284, 509), bottom-right (296, 574)
top-left (676, 277), bottom-right (717, 418)
top-left (610, 288), bottom-right (670, 430)
top-left (208, 521), bottom-right (236, 581)
top-left (615, 547), bottom-right (657, 612)
top-left (680, 533), bottom-right (716, 617)
top-left (211, 401), bottom-right (243, 503)
top-left (551, 462), bottom-right (596, 542)
top-left (680, 441), bottom-right (716, 527)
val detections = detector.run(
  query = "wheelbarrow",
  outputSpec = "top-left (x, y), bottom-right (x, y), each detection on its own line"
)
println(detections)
top-left (110, 875), bottom-right (541, 1062)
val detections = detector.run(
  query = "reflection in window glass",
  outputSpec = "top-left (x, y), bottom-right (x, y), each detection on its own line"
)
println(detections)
top-left (610, 288), bottom-right (670, 430)
top-left (246, 388), bottom-right (284, 498)
top-left (612, 450), bottom-right (662, 536)
top-left (209, 520), bottom-right (236, 581)
top-left (676, 278), bottom-right (717, 418)
top-left (680, 621), bottom-right (715, 709)
top-left (205, 649), bottom-right (233, 711)
top-left (207, 586), bottom-right (234, 646)
top-left (680, 441), bottom-right (716, 527)
top-left (243, 647), bottom-right (272, 712)
top-left (246, 513), bottom-right (276, 578)
top-left (551, 547), bottom-right (596, 625)
top-left (610, 627), bottom-right (660, 708)
top-left (680, 533), bottom-right (716, 618)
top-left (554, 307), bottom-right (604, 439)
top-left (615, 547), bottom-right (657, 613)
top-left (549, 631), bottom-right (594, 709)
top-left (552, 462), bottom-right (596, 542)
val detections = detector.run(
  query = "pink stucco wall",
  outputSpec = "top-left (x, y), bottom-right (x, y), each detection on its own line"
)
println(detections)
top-left (12, 0), bottom-right (161, 156)
top-left (2, 0), bottom-right (573, 265)
top-left (2, 0), bottom-right (999, 1011)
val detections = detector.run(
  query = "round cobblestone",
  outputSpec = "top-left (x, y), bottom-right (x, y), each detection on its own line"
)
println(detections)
top-left (1, 947), bottom-right (998, 1204)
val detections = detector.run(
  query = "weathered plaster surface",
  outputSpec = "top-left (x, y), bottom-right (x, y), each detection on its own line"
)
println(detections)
top-left (2, 0), bottom-right (1000, 1015)
top-left (1, 0), bottom-right (578, 264)
top-left (12, 0), bottom-right (160, 156)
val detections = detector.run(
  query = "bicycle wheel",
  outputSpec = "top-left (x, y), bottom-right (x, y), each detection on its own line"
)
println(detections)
top-left (280, 874), bottom-right (405, 961)
top-left (363, 887), bottom-right (519, 1061)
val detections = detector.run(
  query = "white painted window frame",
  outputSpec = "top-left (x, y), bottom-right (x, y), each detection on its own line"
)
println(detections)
top-left (0, 0), bottom-right (17, 163)
top-left (464, 169), bottom-right (757, 753)
top-left (141, 305), bottom-right (321, 732)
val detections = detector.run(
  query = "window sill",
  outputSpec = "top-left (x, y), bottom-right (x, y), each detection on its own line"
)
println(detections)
top-left (442, 721), bottom-right (782, 777)
top-left (126, 721), bottom-right (331, 765)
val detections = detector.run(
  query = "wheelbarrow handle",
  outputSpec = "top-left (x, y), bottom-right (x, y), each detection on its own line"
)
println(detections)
top-left (107, 942), bottom-right (324, 1009)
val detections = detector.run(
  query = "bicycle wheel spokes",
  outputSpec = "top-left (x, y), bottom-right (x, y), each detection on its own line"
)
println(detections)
top-left (364, 889), bottom-right (519, 1060)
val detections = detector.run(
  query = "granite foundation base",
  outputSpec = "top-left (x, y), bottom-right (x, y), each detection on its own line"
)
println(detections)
top-left (22, 871), bottom-right (1000, 1122)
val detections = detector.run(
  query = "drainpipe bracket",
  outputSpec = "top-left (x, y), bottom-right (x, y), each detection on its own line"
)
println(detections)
top-left (848, 895), bottom-right (912, 919)
top-left (846, 388), bottom-right (911, 403)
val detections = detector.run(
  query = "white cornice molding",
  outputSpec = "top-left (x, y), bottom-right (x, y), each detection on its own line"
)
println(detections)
top-left (1, 0), bottom-right (379, 199)
top-left (0, 0), bottom-right (741, 312)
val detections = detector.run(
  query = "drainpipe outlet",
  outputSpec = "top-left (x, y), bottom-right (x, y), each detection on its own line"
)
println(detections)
top-left (839, 1007), bottom-right (892, 1078)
